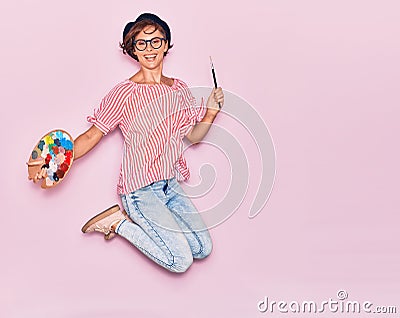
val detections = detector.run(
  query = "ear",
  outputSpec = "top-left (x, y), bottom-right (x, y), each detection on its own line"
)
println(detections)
top-left (129, 51), bottom-right (138, 61)
top-left (163, 41), bottom-right (169, 53)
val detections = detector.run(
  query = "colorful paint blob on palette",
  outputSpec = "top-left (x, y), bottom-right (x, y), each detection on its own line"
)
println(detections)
top-left (28, 130), bottom-right (74, 189)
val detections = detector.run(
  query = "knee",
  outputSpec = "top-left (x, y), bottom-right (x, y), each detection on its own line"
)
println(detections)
top-left (170, 254), bottom-right (193, 273)
top-left (167, 240), bottom-right (194, 273)
top-left (194, 233), bottom-right (213, 259)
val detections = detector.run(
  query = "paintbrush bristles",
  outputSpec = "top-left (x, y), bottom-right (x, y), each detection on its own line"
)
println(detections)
top-left (209, 56), bottom-right (214, 68)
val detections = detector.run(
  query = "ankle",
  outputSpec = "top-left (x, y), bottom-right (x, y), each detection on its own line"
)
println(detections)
top-left (111, 219), bottom-right (124, 232)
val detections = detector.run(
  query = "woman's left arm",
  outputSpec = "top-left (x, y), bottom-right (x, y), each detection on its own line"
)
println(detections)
top-left (185, 87), bottom-right (224, 144)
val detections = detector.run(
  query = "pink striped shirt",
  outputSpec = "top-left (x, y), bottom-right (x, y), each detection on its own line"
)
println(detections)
top-left (87, 78), bottom-right (205, 194)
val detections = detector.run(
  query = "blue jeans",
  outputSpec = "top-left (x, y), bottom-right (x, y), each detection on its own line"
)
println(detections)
top-left (117, 178), bottom-right (212, 273)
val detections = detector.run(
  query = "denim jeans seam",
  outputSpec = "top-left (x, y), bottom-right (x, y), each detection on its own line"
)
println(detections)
top-left (128, 193), bottom-right (176, 268)
top-left (168, 209), bottom-right (204, 257)
top-left (115, 219), bottom-right (127, 234)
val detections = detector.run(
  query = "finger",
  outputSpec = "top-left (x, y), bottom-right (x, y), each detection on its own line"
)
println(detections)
top-left (215, 94), bottom-right (224, 103)
top-left (215, 88), bottom-right (223, 101)
top-left (210, 88), bottom-right (216, 99)
top-left (214, 90), bottom-right (223, 100)
top-left (209, 89), bottom-right (218, 104)
top-left (215, 92), bottom-right (224, 102)
top-left (214, 92), bottom-right (222, 101)
top-left (39, 168), bottom-right (46, 179)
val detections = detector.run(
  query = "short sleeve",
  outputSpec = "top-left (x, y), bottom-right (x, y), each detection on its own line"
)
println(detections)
top-left (87, 81), bottom-right (134, 135)
top-left (177, 81), bottom-right (206, 136)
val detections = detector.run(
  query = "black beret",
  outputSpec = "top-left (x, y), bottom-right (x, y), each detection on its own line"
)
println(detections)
top-left (123, 13), bottom-right (171, 44)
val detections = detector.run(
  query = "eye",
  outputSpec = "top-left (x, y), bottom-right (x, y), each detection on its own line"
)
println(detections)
top-left (151, 38), bottom-right (162, 47)
top-left (135, 40), bottom-right (146, 50)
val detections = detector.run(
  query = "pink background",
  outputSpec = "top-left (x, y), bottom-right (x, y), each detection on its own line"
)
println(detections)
top-left (2, 0), bottom-right (400, 317)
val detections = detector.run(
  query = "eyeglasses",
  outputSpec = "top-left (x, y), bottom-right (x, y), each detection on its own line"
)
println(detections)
top-left (132, 37), bottom-right (166, 51)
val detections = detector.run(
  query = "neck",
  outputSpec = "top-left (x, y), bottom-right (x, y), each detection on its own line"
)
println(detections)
top-left (139, 64), bottom-right (164, 84)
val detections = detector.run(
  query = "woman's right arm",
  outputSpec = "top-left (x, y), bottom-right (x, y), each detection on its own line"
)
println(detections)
top-left (32, 125), bottom-right (103, 183)
top-left (74, 125), bottom-right (104, 160)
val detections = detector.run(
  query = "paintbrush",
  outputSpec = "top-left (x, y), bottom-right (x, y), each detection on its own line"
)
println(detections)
top-left (209, 56), bottom-right (221, 109)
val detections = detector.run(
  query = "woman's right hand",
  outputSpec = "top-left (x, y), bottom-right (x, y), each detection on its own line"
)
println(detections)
top-left (27, 160), bottom-right (46, 183)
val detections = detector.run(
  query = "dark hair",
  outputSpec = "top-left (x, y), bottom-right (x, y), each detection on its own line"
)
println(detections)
top-left (120, 19), bottom-right (173, 61)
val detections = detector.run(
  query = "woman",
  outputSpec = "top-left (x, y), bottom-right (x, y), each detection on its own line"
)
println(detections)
top-left (37, 13), bottom-right (224, 273)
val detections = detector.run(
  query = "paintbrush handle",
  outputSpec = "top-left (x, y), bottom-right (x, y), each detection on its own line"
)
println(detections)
top-left (211, 67), bottom-right (221, 109)
top-left (212, 68), bottom-right (218, 88)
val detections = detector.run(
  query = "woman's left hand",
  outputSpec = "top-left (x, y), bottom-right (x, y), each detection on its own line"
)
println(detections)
top-left (206, 87), bottom-right (224, 115)
top-left (187, 87), bottom-right (225, 142)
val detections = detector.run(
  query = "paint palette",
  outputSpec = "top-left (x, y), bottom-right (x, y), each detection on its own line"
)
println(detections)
top-left (27, 129), bottom-right (74, 189)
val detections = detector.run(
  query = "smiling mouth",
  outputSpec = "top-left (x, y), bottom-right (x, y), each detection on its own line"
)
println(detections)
top-left (144, 54), bottom-right (157, 61)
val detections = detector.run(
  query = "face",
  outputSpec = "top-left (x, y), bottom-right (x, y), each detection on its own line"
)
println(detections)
top-left (133, 25), bottom-right (168, 69)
